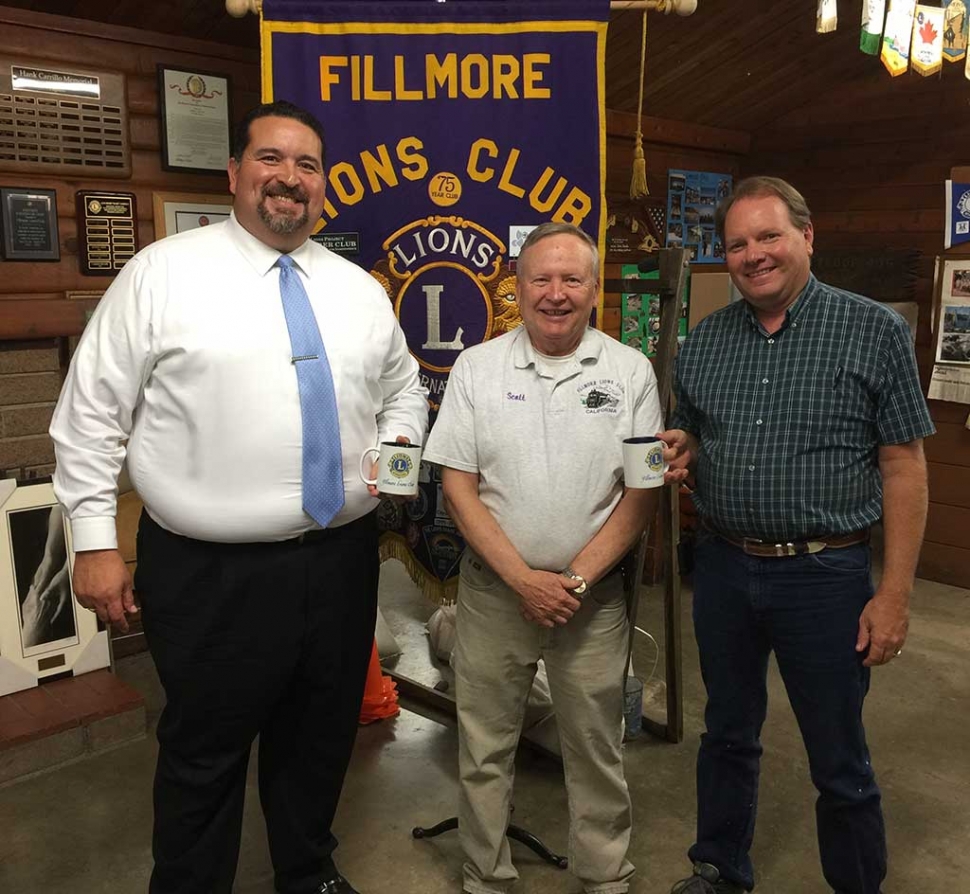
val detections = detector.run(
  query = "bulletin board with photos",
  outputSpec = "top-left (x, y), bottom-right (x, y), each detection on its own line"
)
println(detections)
top-left (620, 264), bottom-right (690, 358)
top-left (666, 169), bottom-right (732, 264)
top-left (928, 257), bottom-right (970, 404)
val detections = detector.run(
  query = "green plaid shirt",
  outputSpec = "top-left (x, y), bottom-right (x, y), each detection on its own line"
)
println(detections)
top-left (672, 275), bottom-right (935, 541)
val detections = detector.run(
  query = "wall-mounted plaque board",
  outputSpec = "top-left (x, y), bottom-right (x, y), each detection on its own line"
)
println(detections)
top-left (0, 186), bottom-right (59, 260)
top-left (0, 58), bottom-right (130, 178)
top-left (75, 191), bottom-right (137, 275)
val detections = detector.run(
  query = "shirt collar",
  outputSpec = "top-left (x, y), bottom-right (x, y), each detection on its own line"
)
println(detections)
top-left (741, 272), bottom-right (819, 333)
top-left (226, 211), bottom-right (318, 279)
top-left (512, 325), bottom-right (602, 370)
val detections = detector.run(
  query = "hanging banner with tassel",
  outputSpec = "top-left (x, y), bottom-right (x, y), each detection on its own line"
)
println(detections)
top-left (944, 0), bottom-right (969, 62)
top-left (817, 0), bottom-right (838, 33)
top-left (882, 0), bottom-right (918, 76)
top-left (861, 0), bottom-right (887, 55)
top-left (261, 0), bottom-right (610, 604)
top-left (912, 5), bottom-right (945, 75)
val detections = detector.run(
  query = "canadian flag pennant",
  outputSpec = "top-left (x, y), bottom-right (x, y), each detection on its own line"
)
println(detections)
top-left (912, 5), bottom-right (945, 75)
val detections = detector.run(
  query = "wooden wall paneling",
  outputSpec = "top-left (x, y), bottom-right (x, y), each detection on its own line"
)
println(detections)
top-left (0, 7), bottom-right (257, 66)
top-left (924, 422), bottom-right (970, 468)
top-left (749, 136), bottom-right (956, 175)
top-left (754, 112), bottom-right (969, 153)
top-left (917, 541), bottom-right (970, 590)
top-left (605, 110), bottom-right (751, 156)
top-left (929, 400), bottom-right (970, 425)
top-left (928, 463), bottom-right (970, 510)
top-left (0, 297), bottom-right (100, 339)
top-left (805, 184), bottom-right (944, 214)
top-left (924, 503), bottom-right (970, 550)
top-left (757, 159), bottom-right (955, 191)
top-left (809, 210), bottom-right (943, 236)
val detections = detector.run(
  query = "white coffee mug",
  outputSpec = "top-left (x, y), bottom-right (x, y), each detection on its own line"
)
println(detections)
top-left (622, 436), bottom-right (668, 489)
top-left (359, 442), bottom-right (422, 496)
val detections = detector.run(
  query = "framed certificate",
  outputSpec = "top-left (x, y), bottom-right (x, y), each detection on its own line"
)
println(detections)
top-left (0, 188), bottom-right (60, 261)
top-left (157, 65), bottom-right (233, 174)
top-left (152, 192), bottom-right (232, 240)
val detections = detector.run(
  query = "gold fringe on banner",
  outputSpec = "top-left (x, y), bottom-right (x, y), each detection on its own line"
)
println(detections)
top-left (380, 534), bottom-right (459, 606)
top-left (629, 10), bottom-right (649, 199)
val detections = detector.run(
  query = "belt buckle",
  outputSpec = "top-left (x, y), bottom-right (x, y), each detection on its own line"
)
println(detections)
top-left (742, 538), bottom-right (798, 557)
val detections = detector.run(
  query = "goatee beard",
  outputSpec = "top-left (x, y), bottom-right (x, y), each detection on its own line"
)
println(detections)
top-left (258, 186), bottom-right (310, 235)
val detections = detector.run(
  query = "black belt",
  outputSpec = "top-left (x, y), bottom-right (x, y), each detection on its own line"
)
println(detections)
top-left (705, 523), bottom-right (870, 558)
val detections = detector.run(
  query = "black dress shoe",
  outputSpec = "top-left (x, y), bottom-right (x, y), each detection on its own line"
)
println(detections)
top-left (316, 874), bottom-right (359, 894)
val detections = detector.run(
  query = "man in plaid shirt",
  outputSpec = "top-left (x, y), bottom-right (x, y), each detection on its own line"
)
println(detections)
top-left (661, 177), bottom-right (934, 894)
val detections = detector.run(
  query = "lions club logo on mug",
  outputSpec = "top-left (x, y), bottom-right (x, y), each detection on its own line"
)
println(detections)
top-left (388, 452), bottom-right (414, 479)
top-left (647, 446), bottom-right (664, 473)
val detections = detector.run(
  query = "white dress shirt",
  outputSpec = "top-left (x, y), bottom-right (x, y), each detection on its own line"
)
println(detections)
top-left (50, 213), bottom-right (428, 550)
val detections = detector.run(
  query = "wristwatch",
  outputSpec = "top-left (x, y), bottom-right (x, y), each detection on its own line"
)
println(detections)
top-left (561, 567), bottom-right (588, 595)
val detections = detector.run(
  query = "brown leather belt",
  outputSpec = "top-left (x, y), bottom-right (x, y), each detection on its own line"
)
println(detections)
top-left (709, 526), bottom-right (870, 558)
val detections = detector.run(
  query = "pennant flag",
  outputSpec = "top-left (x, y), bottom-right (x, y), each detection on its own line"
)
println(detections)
top-left (912, 5), bottom-right (945, 75)
top-left (944, 0), bottom-right (969, 62)
top-left (881, 0), bottom-right (918, 75)
top-left (945, 180), bottom-right (970, 250)
top-left (817, 0), bottom-right (838, 33)
top-left (861, 0), bottom-right (888, 55)
top-left (260, 0), bottom-right (610, 603)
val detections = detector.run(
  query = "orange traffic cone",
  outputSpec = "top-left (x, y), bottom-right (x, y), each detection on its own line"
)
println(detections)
top-left (359, 639), bottom-right (400, 724)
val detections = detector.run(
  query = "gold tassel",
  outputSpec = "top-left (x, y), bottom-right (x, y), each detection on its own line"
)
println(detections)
top-left (379, 533), bottom-right (459, 606)
top-left (630, 137), bottom-right (648, 199)
top-left (630, 10), bottom-right (649, 198)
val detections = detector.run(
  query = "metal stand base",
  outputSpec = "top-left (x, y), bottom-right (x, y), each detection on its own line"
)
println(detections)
top-left (411, 816), bottom-right (568, 869)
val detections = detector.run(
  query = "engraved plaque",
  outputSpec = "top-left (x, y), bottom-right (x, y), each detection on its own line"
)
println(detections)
top-left (75, 190), bottom-right (137, 275)
top-left (1, 59), bottom-right (131, 178)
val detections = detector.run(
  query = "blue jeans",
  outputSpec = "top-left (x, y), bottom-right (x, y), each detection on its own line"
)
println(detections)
top-left (688, 533), bottom-right (886, 893)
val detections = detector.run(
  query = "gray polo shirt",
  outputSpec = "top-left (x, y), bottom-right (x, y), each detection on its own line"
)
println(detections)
top-left (424, 326), bottom-right (663, 570)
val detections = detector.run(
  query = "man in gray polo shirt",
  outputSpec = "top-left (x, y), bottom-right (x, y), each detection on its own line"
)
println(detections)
top-left (423, 222), bottom-right (663, 894)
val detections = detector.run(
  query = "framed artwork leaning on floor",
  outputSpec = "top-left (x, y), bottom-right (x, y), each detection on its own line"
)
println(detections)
top-left (0, 481), bottom-right (109, 697)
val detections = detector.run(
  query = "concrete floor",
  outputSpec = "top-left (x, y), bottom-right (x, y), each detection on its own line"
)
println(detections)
top-left (1, 559), bottom-right (968, 894)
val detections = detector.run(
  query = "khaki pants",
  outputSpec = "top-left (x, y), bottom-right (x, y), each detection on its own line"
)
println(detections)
top-left (454, 551), bottom-right (635, 894)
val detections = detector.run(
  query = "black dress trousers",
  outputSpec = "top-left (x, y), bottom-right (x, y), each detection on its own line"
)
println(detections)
top-left (134, 509), bottom-right (380, 894)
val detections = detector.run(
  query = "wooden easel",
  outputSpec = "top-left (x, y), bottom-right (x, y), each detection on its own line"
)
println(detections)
top-left (606, 247), bottom-right (688, 743)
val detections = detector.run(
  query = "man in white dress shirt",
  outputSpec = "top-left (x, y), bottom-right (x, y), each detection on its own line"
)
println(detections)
top-left (49, 101), bottom-right (428, 894)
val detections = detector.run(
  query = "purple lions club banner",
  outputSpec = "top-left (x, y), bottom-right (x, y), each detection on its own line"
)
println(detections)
top-left (262, 0), bottom-right (609, 602)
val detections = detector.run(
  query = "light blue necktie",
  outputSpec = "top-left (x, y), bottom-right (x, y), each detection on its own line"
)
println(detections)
top-left (277, 255), bottom-right (345, 527)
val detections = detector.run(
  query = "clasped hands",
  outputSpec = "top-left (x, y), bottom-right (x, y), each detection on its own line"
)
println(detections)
top-left (516, 569), bottom-right (585, 628)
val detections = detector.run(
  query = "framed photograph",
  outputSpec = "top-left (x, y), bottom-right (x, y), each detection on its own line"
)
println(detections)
top-left (157, 65), bottom-right (233, 174)
top-left (152, 192), bottom-right (232, 240)
top-left (0, 187), bottom-right (60, 261)
top-left (0, 482), bottom-right (110, 697)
